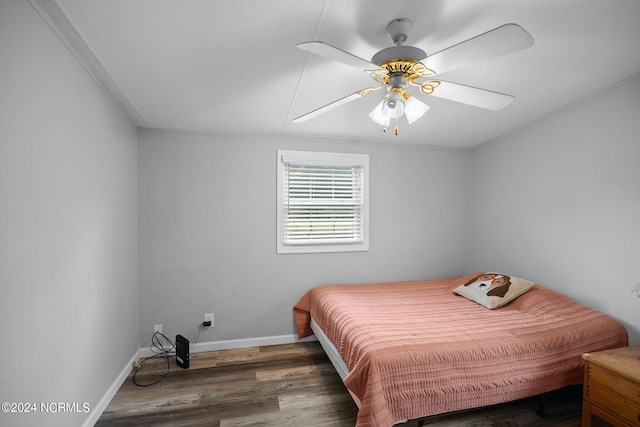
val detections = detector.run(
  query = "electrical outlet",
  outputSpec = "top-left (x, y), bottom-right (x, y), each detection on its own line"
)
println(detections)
top-left (154, 324), bottom-right (163, 334)
top-left (204, 313), bottom-right (214, 327)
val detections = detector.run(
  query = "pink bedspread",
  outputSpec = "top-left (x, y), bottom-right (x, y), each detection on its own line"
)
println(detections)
top-left (293, 273), bottom-right (628, 427)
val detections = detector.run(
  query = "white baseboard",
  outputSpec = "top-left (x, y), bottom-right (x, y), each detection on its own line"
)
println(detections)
top-left (82, 350), bottom-right (140, 427)
top-left (192, 333), bottom-right (317, 353)
top-left (138, 333), bottom-right (317, 358)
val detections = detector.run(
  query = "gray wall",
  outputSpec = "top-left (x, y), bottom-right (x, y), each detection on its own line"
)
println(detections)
top-left (137, 77), bottom-right (640, 349)
top-left (471, 74), bottom-right (640, 344)
top-left (138, 130), bottom-right (473, 344)
top-left (0, 2), bottom-right (139, 426)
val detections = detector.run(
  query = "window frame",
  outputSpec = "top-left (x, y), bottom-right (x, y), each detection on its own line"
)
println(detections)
top-left (276, 150), bottom-right (370, 254)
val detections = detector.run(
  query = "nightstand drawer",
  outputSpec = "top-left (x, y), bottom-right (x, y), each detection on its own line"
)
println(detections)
top-left (587, 364), bottom-right (640, 404)
top-left (587, 382), bottom-right (640, 425)
top-left (586, 365), bottom-right (640, 425)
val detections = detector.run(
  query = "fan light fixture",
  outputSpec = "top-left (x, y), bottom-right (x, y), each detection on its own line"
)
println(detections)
top-left (368, 74), bottom-right (430, 134)
top-left (293, 18), bottom-right (534, 137)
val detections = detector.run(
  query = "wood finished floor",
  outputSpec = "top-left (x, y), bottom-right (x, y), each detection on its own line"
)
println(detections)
top-left (96, 341), bottom-right (583, 426)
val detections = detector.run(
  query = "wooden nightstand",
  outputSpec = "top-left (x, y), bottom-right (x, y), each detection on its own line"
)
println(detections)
top-left (582, 345), bottom-right (640, 427)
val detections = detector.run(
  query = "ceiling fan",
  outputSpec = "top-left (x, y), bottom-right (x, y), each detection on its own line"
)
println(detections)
top-left (293, 18), bottom-right (534, 135)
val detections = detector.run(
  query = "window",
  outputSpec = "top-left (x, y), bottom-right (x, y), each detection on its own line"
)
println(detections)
top-left (277, 150), bottom-right (369, 254)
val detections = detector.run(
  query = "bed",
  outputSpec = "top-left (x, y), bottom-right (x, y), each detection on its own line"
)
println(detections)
top-left (293, 272), bottom-right (628, 427)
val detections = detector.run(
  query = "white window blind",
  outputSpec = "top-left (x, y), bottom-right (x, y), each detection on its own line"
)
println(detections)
top-left (277, 150), bottom-right (369, 254)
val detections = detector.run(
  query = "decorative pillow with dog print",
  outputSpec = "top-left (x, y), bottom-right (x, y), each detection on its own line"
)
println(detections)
top-left (453, 273), bottom-right (534, 309)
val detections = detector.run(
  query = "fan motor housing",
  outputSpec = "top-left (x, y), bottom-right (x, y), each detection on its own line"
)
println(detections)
top-left (373, 18), bottom-right (427, 65)
top-left (372, 45), bottom-right (426, 66)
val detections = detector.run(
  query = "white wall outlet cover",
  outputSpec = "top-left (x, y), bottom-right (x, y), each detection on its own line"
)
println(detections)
top-left (631, 282), bottom-right (640, 298)
top-left (204, 313), bottom-right (214, 326)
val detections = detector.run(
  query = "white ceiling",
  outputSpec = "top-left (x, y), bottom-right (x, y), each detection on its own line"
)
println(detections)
top-left (38, 0), bottom-right (640, 148)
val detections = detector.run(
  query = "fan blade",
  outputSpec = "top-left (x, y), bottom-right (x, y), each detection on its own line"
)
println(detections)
top-left (423, 24), bottom-right (533, 75)
top-left (292, 86), bottom-right (380, 123)
top-left (422, 80), bottom-right (514, 111)
top-left (297, 41), bottom-right (376, 70)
